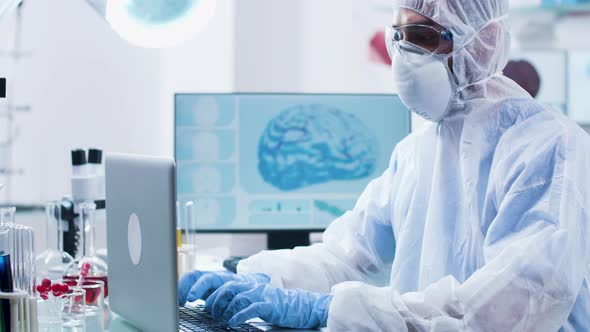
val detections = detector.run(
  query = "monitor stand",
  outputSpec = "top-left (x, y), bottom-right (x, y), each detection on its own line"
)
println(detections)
top-left (267, 231), bottom-right (311, 250)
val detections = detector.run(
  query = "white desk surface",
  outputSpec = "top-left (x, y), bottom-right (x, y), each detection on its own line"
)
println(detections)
top-left (107, 254), bottom-right (322, 332)
top-left (109, 317), bottom-right (320, 332)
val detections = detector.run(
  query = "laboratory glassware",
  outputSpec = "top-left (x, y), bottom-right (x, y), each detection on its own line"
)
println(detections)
top-left (0, 206), bottom-right (16, 224)
top-left (36, 201), bottom-right (75, 281)
top-left (178, 201), bottom-right (198, 275)
top-left (63, 279), bottom-right (105, 331)
top-left (37, 286), bottom-right (86, 331)
top-left (63, 202), bottom-right (109, 297)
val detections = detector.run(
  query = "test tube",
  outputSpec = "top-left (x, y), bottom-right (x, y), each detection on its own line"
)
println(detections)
top-left (1, 212), bottom-right (17, 290)
top-left (14, 224), bottom-right (33, 294)
top-left (183, 201), bottom-right (196, 247)
top-left (13, 225), bottom-right (23, 292)
top-left (79, 202), bottom-right (97, 258)
top-left (22, 226), bottom-right (35, 296)
top-left (0, 222), bottom-right (35, 296)
top-left (176, 201), bottom-right (182, 248)
top-left (0, 224), bottom-right (9, 253)
top-left (0, 250), bottom-right (13, 331)
top-left (45, 202), bottom-right (60, 252)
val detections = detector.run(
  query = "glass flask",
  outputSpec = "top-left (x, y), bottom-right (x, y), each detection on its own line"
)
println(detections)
top-left (36, 202), bottom-right (75, 282)
top-left (63, 202), bottom-right (109, 297)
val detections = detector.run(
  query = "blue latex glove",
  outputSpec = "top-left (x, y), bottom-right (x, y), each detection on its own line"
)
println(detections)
top-left (205, 280), bottom-right (332, 329)
top-left (178, 271), bottom-right (270, 306)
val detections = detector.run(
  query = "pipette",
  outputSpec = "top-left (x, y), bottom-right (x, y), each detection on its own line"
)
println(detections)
top-left (77, 262), bottom-right (91, 288)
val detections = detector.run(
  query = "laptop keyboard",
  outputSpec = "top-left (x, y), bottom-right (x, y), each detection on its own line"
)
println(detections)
top-left (179, 305), bottom-right (264, 332)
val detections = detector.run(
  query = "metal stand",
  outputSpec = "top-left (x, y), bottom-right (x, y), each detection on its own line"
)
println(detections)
top-left (267, 231), bottom-right (311, 250)
top-left (0, 2), bottom-right (30, 202)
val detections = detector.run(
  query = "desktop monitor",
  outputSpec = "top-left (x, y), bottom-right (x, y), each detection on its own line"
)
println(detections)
top-left (568, 51), bottom-right (590, 124)
top-left (174, 93), bottom-right (411, 249)
top-left (509, 50), bottom-right (567, 113)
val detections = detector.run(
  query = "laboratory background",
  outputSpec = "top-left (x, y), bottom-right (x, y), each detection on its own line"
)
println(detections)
top-left (1, 0), bottom-right (590, 331)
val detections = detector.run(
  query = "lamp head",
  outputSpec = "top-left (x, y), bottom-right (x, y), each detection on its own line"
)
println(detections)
top-left (87, 0), bottom-right (216, 48)
top-left (0, 0), bottom-right (21, 21)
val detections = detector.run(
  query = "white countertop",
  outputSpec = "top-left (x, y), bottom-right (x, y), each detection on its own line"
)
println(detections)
top-left (107, 254), bottom-right (322, 332)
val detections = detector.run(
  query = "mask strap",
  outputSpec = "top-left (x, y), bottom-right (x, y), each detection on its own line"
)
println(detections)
top-left (453, 71), bottom-right (504, 105)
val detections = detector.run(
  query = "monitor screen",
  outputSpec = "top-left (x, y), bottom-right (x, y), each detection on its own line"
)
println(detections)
top-left (508, 50), bottom-right (567, 113)
top-left (568, 51), bottom-right (590, 124)
top-left (174, 93), bottom-right (411, 231)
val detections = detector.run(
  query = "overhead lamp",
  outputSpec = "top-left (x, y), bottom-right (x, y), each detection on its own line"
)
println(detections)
top-left (0, 0), bottom-right (22, 20)
top-left (86, 0), bottom-right (217, 48)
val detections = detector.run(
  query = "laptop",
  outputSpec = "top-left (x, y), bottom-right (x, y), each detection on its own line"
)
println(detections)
top-left (105, 153), bottom-right (269, 332)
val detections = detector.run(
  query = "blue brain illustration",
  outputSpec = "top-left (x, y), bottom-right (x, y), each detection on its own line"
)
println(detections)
top-left (258, 104), bottom-right (379, 191)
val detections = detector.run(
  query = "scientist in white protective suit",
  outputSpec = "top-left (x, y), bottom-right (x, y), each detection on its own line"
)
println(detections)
top-left (179, 0), bottom-right (590, 330)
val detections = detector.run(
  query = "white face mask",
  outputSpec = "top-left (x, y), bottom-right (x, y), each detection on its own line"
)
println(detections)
top-left (391, 47), bottom-right (456, 122)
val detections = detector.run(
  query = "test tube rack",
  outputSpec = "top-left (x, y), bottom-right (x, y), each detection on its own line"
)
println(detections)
top-left (0, 289), bottom-right (37, 332)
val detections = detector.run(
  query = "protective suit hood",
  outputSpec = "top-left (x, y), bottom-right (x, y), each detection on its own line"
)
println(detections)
top-left (393, 0), bottom-right (514, 106)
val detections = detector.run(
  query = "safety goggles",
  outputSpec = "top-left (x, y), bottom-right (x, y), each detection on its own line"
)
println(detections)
top-left (385, 24), bottom-right (454, 58)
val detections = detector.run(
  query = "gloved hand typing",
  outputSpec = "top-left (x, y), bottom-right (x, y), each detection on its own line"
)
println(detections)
top-left (205, 279), bottom-right (332, 329)
top-left (178, 271), bottom-right (270, 306)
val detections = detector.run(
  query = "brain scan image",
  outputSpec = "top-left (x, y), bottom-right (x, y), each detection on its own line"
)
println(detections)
top-left (193, 96), bottom-right (220, 127)
top-left (194, 199), bottom-right (221, 226)
top-left (191, 132), bottom-right (220, 161)
top-left (191, 166), bottom-right (222, 193)
top-left (176, 93), bottom-right (411, 230)
top-left (258, 104), bottom-right (379, 191)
